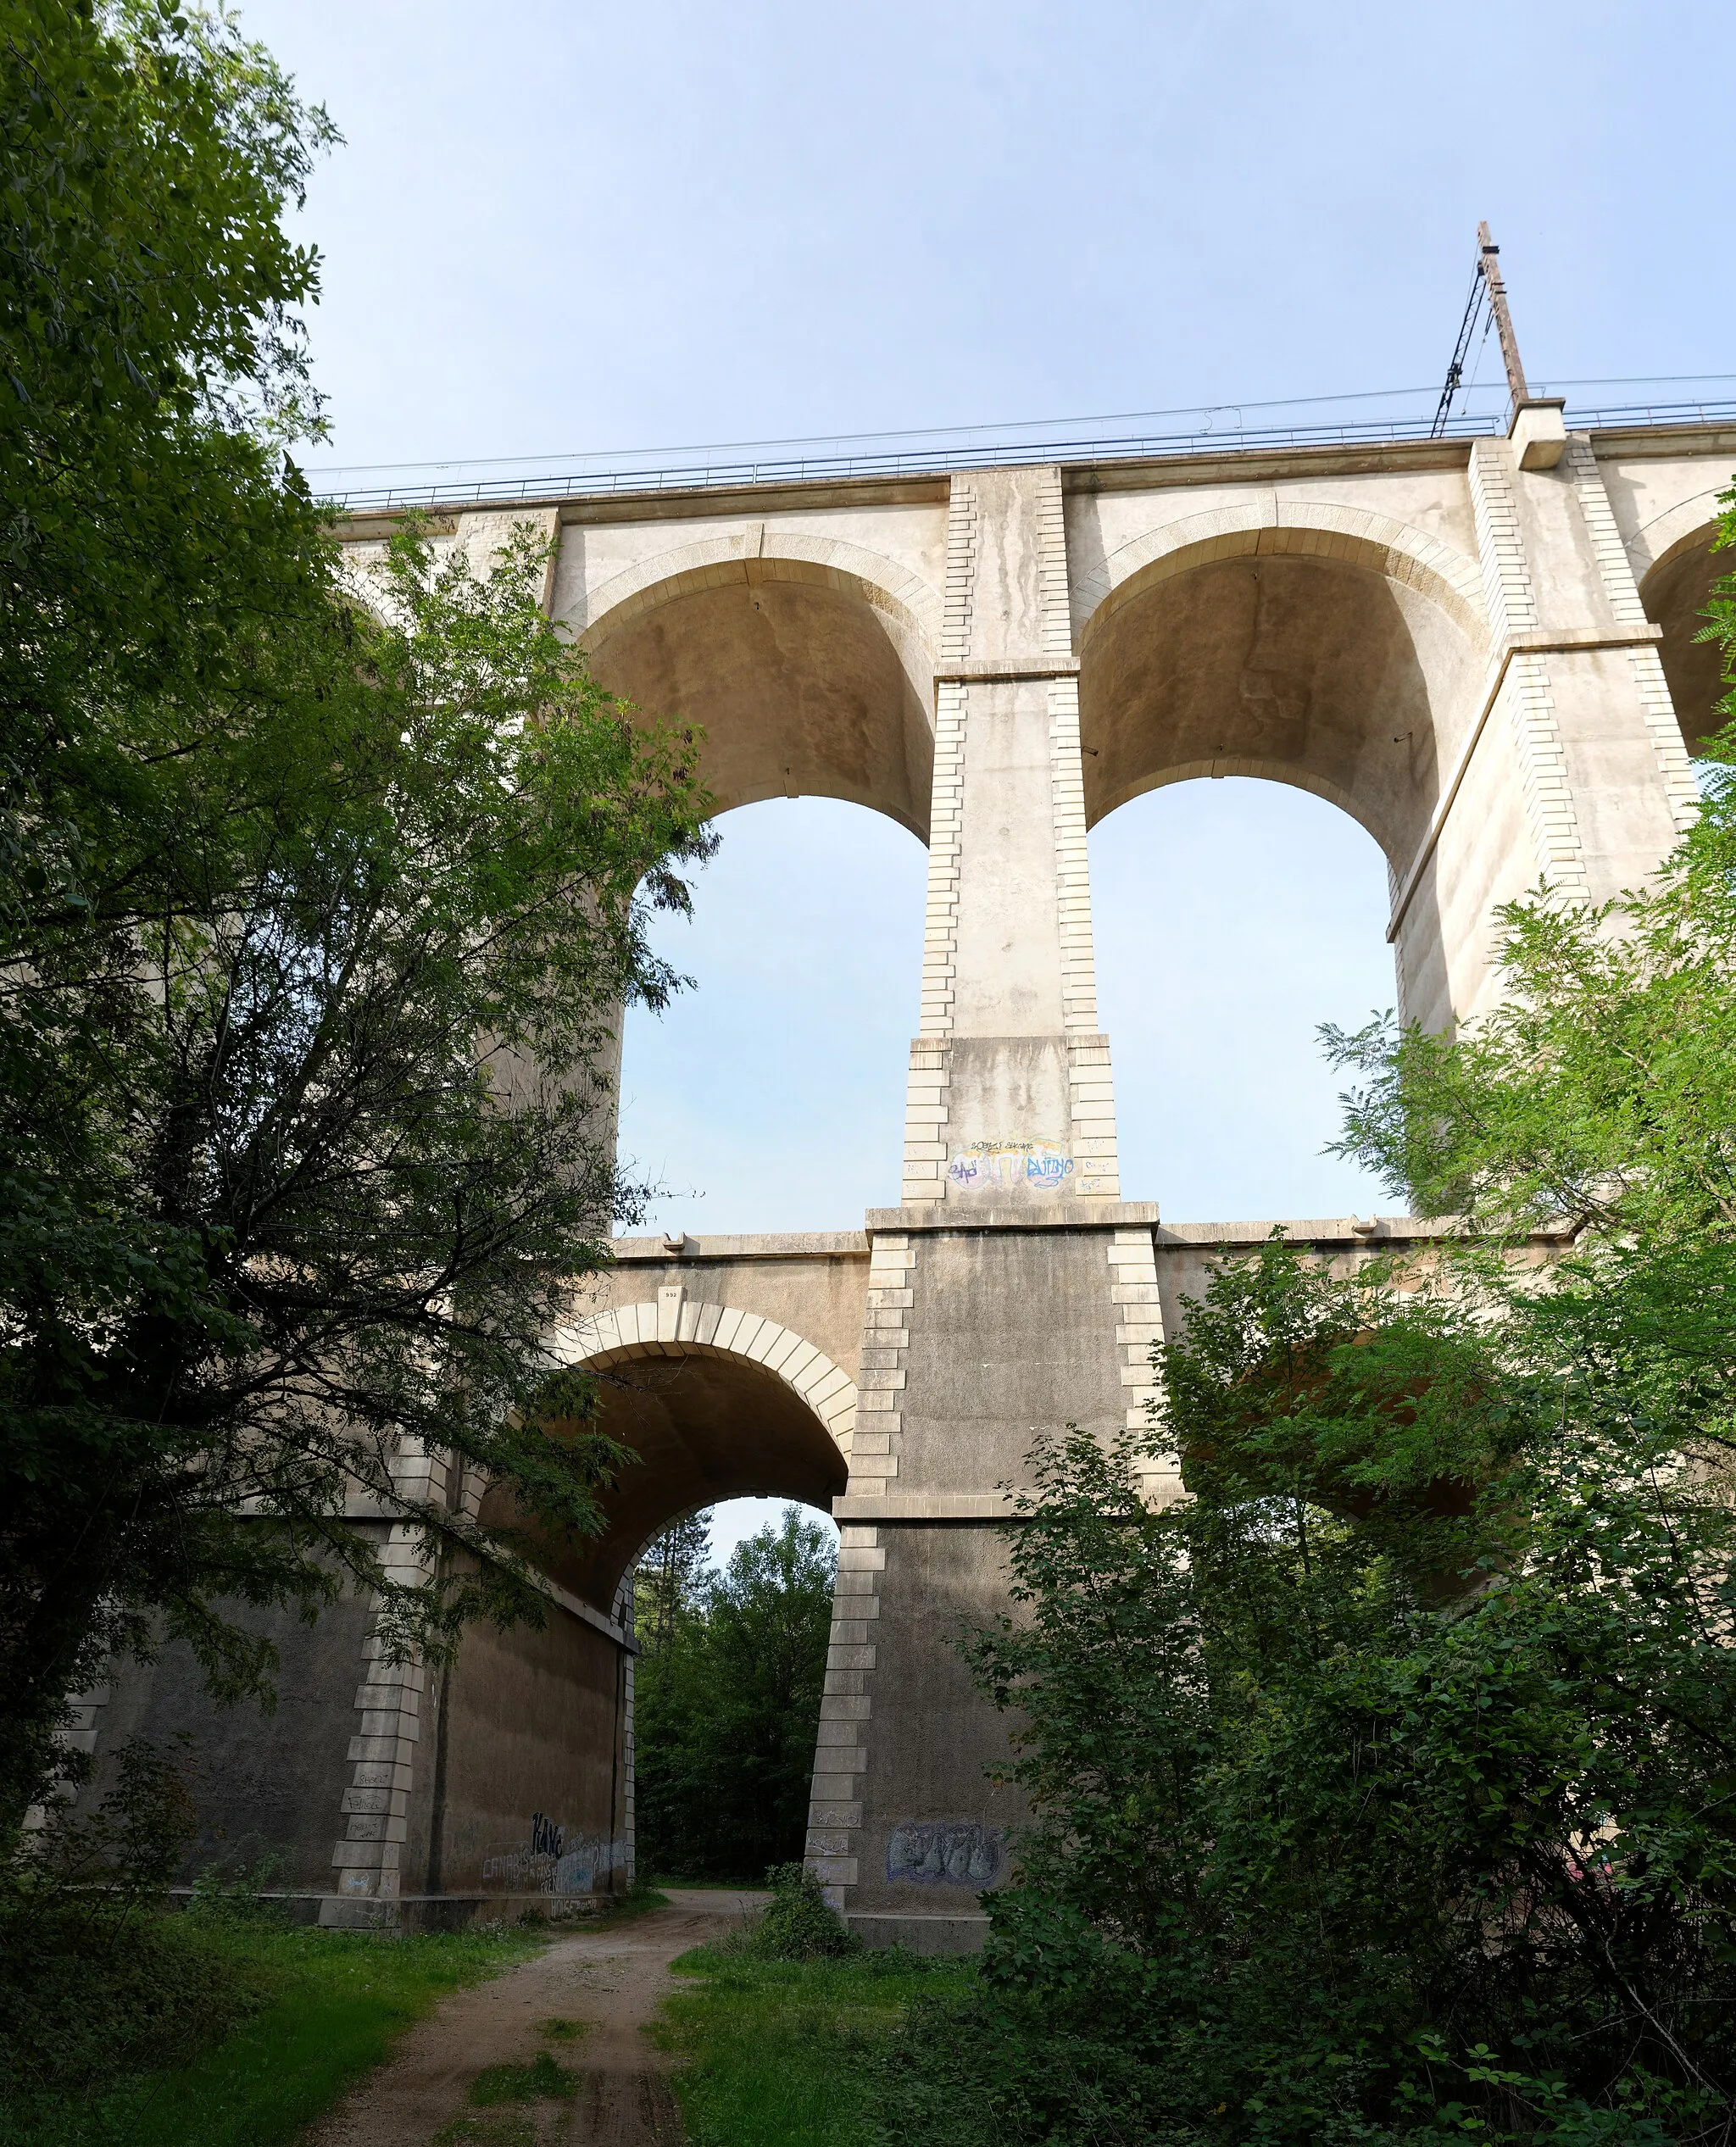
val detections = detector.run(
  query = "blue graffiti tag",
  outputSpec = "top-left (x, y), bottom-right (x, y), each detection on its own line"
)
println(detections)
top-left (886, 1821), bottom-right (1004, 1886)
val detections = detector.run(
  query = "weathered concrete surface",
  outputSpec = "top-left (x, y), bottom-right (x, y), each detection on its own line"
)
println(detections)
top-left (309, 1888), bottom-right (767, 2147)
top-left (93, 1575), bottom-right (381, 1894)
top-left (417, 1605), bottom-right (630, 1903)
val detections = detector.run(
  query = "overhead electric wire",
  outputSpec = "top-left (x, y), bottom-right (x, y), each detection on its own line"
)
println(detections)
top-left (1431, 261), bottom-right (1489, 437)
top-left (304, 374), bottom-right (1736, 512)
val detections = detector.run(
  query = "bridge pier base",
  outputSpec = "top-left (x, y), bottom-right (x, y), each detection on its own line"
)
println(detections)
top-left (807, 1204), bottom-right (1165, 1950)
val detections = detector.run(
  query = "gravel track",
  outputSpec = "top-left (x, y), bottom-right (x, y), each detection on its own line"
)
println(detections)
top-left (308, 1887), bottom-right (766, 2147)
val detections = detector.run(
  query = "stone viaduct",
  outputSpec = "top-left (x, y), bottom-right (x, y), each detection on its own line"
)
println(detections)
top-left (86, 405), bottom-right (1735, 1947)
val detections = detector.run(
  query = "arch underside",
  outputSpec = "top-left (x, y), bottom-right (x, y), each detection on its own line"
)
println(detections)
top-left (1078, 546), bottom-right (1484, 867)
top-left (575, 515), bottom-right (1508, 870)
top-left (484, 1306), bottom-right (855, 1614)
top-left (583, 565), bottom-right (936, 840)
top-left (1640, 528), bottom-right (1728, 753)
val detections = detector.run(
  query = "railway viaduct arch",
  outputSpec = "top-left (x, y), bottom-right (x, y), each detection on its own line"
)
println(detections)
top-left (90, 414), bottom-right (1735, 1944)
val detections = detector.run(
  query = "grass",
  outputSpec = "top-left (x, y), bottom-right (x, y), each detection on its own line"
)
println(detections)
top-left (536, 2015), bottom-right (589, 2042)
top-left (430, 2122), bottom-right (540, 2147)
top-left (656, 1944), bottom-right (976, 2147)
top-left (428, 2019), bottom-right (593, 2147)
top-left (467, 2049), bottom-right (580, 2105)
top-left (0, 1913), bottom-right (542, 2147)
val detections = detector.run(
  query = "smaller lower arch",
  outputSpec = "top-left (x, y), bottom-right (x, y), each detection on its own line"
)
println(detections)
top-left (553, 1301), bottom-right (858, 1460)
top-left (501, 1302), bottom-right (857, 1613)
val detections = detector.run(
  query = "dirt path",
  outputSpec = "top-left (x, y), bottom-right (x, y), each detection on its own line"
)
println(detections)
top-left (309, 1887), bottom-right (767, 2147)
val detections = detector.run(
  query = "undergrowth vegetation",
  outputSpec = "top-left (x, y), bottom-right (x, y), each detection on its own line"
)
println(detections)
top-left (663, 1941), bottom-right (970, 2147)
top-left (0, 1712), bottom-right (526, 2144)
top-left (735, 1865), bottom-right (862, 1963)
top-left (0, 1910), bottom-right (535, 2147)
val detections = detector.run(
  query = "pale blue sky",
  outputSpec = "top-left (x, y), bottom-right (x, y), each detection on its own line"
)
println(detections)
top-left (236, 0), bottom-right (1727, 1560)
top-left (251, 0), bottom-right (1727, 462)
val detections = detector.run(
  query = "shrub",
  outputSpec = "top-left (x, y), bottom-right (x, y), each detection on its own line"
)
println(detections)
top-left (0, 1738), bottom-right (269, 2097)
top-left (745, 1864), bottom-right (860, 1962)
top-left (938, 1240), bottom-right (1736, 2144)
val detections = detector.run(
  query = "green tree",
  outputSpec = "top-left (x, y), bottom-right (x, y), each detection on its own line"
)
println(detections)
top-left (910, 527), bottom-right (1736, 2144)
top-left (634, 1510), bottom-right (715, 1660)
top-left (954, 1238), bottom-right (1736, 2144)
top-left (0, 2), bottom-right (715, 1842)
top-left (634, 1509), bottom-right (835, 1880)
top-left (0, 506), bottom-right (713, 1846)
top-left (2, 0), bottom-right (337, 864)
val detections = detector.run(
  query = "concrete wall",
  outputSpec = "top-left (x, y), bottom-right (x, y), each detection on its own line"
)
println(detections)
top-left (86, 1574), bottom-right (381, 1894)
top-left (418, 1601), bottom-right (629, 1901)
top-left (835, 1522), bottom-right (1029, 1954)
top-left (580, 1234), bottom-right (871, 1383)
top-left (809, 1215), bottom-right (1148, 1949)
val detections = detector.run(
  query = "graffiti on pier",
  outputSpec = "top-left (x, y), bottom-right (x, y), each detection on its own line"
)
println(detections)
top-left (886, 1820), bottom-right (1004, 1887)
top-left (480, 1810), bottom-right (628, 1894)
top-left (946, 1141), bottom-right (1074, 1192)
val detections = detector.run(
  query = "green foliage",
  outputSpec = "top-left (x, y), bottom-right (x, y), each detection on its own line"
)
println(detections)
top-left (741, 1865), bottom-right (860, 1963)
top-left (0, 1915), bottom-right (535, 2145)
top-left (1693, 478), bottom-right (1736, 732)
top-left (0, 496), bottom-right (713, 1839)
top-left (0, 0), bottom-right (336, 749)
top-left (635, 1510), bottom-right (836, 1880)
top-left (635, 1507), bottom-right (715, 1657)
top-left (934, 1213), bottom-right (1736, 2144)
top-left (466, 2050), bottom-right (578, 2104)
top-left (660, 1943), bottom-right (970, 2147)
top-left (0, 4), bottom-right (716, 1837)
top-left (12, 1736), bottom-right (200, 1924)
top-left (0, 1741), bottom-right (252, 2102)
top-left (0, 1907), bottom-right (262, 2105)
top-left (1324, 789), bottom-right (1736, 1259)
top-left (860, 1988), bottom-right (1175, 2147)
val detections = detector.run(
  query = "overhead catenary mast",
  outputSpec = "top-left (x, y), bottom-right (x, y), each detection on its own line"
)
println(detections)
top-left (1431, 222), bottom-right (1566, 464)
top-left (1477, 220), bottom-right (1530, 414)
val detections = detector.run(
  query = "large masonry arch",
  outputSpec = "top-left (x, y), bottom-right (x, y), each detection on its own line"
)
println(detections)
top-left (1074, 501), bottom-right (1489, 654)
top-left (309, 1285), bottom-right (864, 1923)
top-left (1076, 504), bottom-right (1488, 1030)
top-left (1633, 507), bottom-right (1728, 752)
top-left (560, 536), bottom-right (941, 839)
top-left (1077, 508), bottom-right (1488, 849)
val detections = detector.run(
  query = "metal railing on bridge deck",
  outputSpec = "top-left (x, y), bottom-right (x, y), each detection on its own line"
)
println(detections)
top-left (307, 376), bottom-right (1736, 516)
